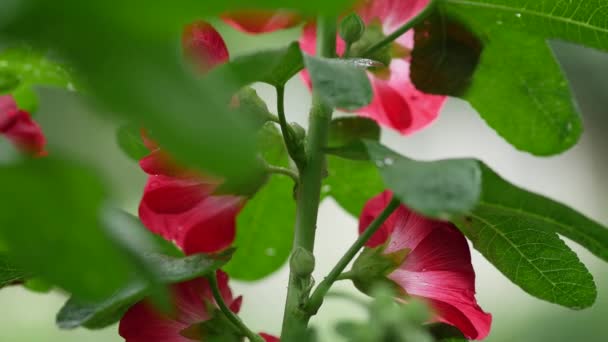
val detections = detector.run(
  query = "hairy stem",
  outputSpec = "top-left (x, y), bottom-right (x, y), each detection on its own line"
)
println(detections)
top-left (280, 15), bottom-right (337, 340)
top-left (306, 196), bottom-right (400, 314)
top-left (208, 273), bottom-right (264, 342)
top-left (362, 0), bottom-right (438, 57)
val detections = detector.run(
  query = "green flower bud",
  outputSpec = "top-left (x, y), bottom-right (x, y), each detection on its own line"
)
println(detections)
top-left (290, 246), bottom-right (315, 277)
top-left (236, 87), bottom-right (276, 128)
top-left (340, 13), bottom-right (366, 45)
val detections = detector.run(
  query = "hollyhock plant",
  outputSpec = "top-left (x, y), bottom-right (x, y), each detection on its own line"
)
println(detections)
top-left (223, 10), bottom-right (302, 34)
top-left (299, 0), bottom-right (446, 135)
top-left (182, 21), bottom-right (230, 72)
top-left (354, 191), bottom-right (492, 340)
top-left (0, 94), bottom-right (46, 156)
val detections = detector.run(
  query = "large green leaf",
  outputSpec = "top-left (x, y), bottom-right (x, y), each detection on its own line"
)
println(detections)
top-left (477, 165), bottom-right (608, 263)
top-left (0, 158), bottom-right (132, 299)
top-left (328, 140), bottom-right (482, 219)
top-left (303, 55), bottom-right (373, 110)
top-left (410, 0), bottom-right (608, 155)
top-left (324, 117), bottom-right (384, 217)
top-left (116, 122), bottom-right (149, 162)
top-left (56, 252), bottom-right (230, 330)
top-left (225, 124), bottom-right (296, 280)
top-left (454, 164), bottom-right (602, 309)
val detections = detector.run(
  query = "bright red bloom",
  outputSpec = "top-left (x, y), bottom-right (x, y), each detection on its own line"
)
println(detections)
top-left (0, 95), bottom-right (46, 156)
top-left (119, 271), bottom-right (242, 342)
top-left (260, 333), bottom-right (280, 342)
top-left (359, 191), bottom-right (492, 340)
top-left (138, 139), bottom-right (244, 255)
top-left (183, 21), bottom-right (230, 72)
top-left (299, 0), bottom-right (446, 135)
top-left (223, 10), bottom-right (301, 34)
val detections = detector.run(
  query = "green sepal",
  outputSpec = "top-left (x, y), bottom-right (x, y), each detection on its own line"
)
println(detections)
top-left (351, 246), bottom-right (408, 295)
top-left (235, 87), bottom-right (276, 129)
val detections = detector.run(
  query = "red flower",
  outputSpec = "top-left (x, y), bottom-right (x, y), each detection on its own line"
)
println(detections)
top-left (0, 95), bottom-right (46, 156)
top-left (183, 21), bottom-right (230, 72)
top-left (359, 191), bottom-right (492, 340)
top-left (299, 0), bottom-right (446, 135)
top-left (260, 333), bottom-right (280, 342)
top-left (222, 10), bottom-right (301, 34)
top-left (138, 137), bottom-right (244, 255)
top-left (119, 271), bottom-right (242, 342)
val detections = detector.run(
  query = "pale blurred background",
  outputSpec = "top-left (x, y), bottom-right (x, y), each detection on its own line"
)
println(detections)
top-left (1, 25), bottom-right (607, 341)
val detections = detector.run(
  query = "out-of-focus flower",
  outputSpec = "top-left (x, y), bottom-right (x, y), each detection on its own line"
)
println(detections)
top-left (183, 21), bottom-right (230, 72)
top-left (356, 191), bottom-right (492, 340)
top-left (299, 0), bottom-right (446, 135)
top-left (223, 10), bottom-right (301, 34)
top-left (119, 271), bottom-right (242, 342)
top-left (0, 94), bottom-right (46, 156)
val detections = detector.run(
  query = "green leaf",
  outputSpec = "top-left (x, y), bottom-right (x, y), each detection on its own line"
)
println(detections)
top-left (325, 117), bottom-right (384, 217)
top-left (56, 252), bottom-right (230, 330)
top-left (0, 254), bottom-right (28, 288)
top-left (328, 140), bottom-right (482, 219)
top-left (303, 55), bottom-right (373, 110)
top-left (116, 123), bottom-right (149, 162)
top-left (225, 124), bottom-right (296, 280)
top-left (0, 158), bottom-right (133, 299)
top-left (411, 1), bottom-right (597, 155)
top-left (454, 164), bottom-right (599, 309)
top-left (478, 165), bottom-right (608, 263)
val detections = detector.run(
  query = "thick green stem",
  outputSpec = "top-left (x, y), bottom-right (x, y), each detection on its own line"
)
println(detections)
top-left (306, 196), bottom-right (400, 314)
top-left (362, 0), bottom-right (438, 57)
top-left (208, 273), bottom-right (263, 342)
top-left (280, 15), bottom-right (337, 340)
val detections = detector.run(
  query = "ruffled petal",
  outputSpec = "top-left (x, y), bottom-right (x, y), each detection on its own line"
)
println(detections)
top-left (223, 10), bottom-right (301, 34)
top-left (359, 191), bottom-right (434, 250)
top-left (388, 222), bottom-right (492, 339)
top-left (182, 21), bottom-right (229, 72)
top-left (179, 195), bottom-right (242, 254)
top-left (119, 300), bottom-right (191, 342)
top-left (119, 274), bottom-right (241, 342)
top-left (0, 95), bottom-right (46, 156)
top-left (138, 175), bottom-right (242, 254)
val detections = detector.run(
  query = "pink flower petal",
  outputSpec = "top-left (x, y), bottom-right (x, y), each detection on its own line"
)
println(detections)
top-left (357, 0), bottom-right (432, 32)
top-left (223, 10), bottom-right (301, 34)
top-left (141, 175), bottom-right (213, 214)
top-left (182, 21), bottom-right (229, 72)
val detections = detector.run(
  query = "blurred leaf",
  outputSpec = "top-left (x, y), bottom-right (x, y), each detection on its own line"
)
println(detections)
top-left (0, 158), bottom-right (132, 299)
top-left (56, 252), bottom-right (230, 330)
top-left (116, 123), bottom-right (149, 162)
top-left (0, 46), bottom-right (76, 91)
top-left (427, 323), bottom-right (467, 342)
top-left (0, 254), bottom-right (28, 288)
top-left (453, 164), bottom-right (602, 309)
top-left (226, 124), bottom-right (296, 280)
top-left (235, 87), bottom-right (276, 129)
top-left (325, 117), bottom-right (383, 216)
top-left (207, 42), bottom-right (304, 103)
top-left (328, 140), bottom-right (482, 219)
top-left (412, 3), bottom-right (590, 155)
top-left (24, 277), bottom-right (53, 293)
top-left (303, 55), bottom-right (372, 110)
top-left (10, 85), bottom-right (39, 113)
